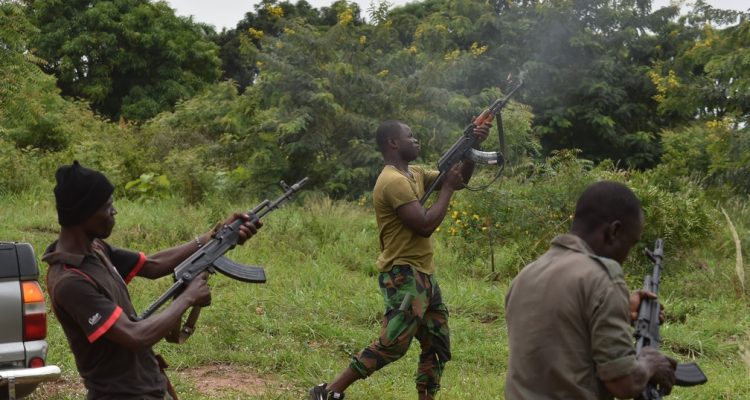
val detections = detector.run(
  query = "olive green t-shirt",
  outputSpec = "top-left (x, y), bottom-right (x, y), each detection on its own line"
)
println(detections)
top-left (504, 234), bottom-right (638, 400)
top-left (373, 165), bottom-right (439, 274)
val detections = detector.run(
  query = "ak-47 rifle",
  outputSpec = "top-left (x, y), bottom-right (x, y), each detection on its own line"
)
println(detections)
top-left (138, 178), bottom-right (309, 342)
top-left (635, 239), bottom-right (707, 398)
top-left (420, 79), bottom-right (523, 205)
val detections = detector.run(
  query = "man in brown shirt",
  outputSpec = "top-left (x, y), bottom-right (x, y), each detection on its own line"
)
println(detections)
top-left (44, 161), bottom-right (260, 399)
top-left (505, 181), bottom-right (676, 399)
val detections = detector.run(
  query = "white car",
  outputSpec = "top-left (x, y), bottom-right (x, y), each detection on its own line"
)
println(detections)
top-left (0, 242), bottom-right (60, 400)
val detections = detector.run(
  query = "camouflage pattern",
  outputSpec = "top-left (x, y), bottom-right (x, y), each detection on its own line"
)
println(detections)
top-left (350, 265), bottom-right (450, 398)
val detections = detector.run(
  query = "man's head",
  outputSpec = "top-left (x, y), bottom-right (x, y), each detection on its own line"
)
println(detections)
top-left (375, 120), bottom-right (420, 162)
top-left (570, 181), bottom-right (644, 263)
top-left (54, 161), bottom-right (116, 238)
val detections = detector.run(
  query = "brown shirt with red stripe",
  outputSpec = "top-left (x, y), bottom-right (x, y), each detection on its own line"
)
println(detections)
top-left (44, 239), bottom-right (167, 400)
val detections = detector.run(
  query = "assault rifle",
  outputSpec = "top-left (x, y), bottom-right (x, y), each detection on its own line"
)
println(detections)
top-left (634, 239), bottom-right (707, 399)
top-left (138, 178), bottom-right (309, 341)
top-left (420, 79), bottom-right (523, 205)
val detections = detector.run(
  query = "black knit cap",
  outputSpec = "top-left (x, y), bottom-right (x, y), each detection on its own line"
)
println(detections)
top-left (54, 161), bottom-right (115, 227)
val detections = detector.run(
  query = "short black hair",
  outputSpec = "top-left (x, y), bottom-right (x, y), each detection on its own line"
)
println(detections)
top-left (571, 181), bottom-right (642, 233)
top-left (375, 120), bottom-right (404, 152)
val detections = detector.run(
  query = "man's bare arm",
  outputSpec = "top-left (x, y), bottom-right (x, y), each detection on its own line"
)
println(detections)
top-left (138, 213), bottom-right (260, 279)
top-left (103, 272), bottom-right (211, 350)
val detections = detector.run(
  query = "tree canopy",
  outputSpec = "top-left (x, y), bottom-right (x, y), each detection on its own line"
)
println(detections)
top-left (28, 0), bottom-right (222, 121)
top-left (1, 0), bottom-right (748, 198)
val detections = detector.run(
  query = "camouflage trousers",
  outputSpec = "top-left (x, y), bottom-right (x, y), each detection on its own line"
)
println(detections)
top-left (350, 265), bottom-right (451, 398)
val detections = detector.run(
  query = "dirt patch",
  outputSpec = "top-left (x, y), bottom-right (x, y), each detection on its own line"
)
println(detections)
top-left (179, 363), bottom-right (288, 397)
top-left (26, 364), bottom-right (287, 398)
top-left (27, 375), bottom-right (86, 399)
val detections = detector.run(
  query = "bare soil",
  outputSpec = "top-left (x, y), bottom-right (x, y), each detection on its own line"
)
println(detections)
top-left (27, 364), bottom-right (289, 399)
top-left (178, 363), bottom-right (285, 397)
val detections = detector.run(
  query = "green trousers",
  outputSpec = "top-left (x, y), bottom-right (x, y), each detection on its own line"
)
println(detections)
top-left (350, 265), bottom-right (451, 398)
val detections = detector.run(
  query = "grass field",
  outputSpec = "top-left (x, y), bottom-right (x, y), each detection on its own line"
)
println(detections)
top-left (2, 189), bottom-right (747, 399)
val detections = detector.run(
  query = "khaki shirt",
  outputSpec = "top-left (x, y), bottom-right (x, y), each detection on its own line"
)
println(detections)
top-left (504, 234), bottom-right (637, 400)
top-left (373, 165), bottom-right (439, 274)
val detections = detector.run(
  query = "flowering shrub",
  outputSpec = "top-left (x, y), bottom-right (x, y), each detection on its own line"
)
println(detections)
top-left (438, 150), bottom-right (720, 276)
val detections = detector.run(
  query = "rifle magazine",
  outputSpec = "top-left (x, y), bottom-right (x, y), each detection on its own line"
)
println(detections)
top-left (213, 256), bottom-right (267, 283)
top-left (675, 362), bottom-right (708, 386)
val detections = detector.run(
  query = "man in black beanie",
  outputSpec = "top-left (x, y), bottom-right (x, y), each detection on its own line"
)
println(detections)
top-left (43, 161), bottom-right (261, 400)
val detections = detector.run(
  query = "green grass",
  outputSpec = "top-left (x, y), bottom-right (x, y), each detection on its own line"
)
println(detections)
top-left (2, 190), bottom-right (747, 399)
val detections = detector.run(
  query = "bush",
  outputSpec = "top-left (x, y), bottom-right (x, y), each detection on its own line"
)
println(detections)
top-left (440, 150), bottom-right (720, 276)
top-left (660, 120), bottom-right (750, 194)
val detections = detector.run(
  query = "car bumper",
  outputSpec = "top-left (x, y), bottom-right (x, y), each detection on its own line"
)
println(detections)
top-left (0, 364), bottom-right (60, 387)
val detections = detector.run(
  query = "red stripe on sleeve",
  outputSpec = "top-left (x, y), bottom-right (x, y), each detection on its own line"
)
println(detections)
top-left (124, 252), bottom-right (147, 284)
top-left (87, 306), bottom-right (123, 343)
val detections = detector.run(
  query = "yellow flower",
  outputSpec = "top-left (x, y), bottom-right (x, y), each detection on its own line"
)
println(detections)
top-left (248, 27), bottom-right (264, 40)
top-left (451, 211), bottom-right (459, 219)
top-left (268, 5), bottom-right (284, 18)
top-left (470, 42), bottom-right (488, 56)
top-left (359, 35), bottom-right (367, 45)
top-left (376, 69), bottom-right (389, 78)
top-left (407, 45), bottom-right (417, 54)
top-left (472, 214), bottom-right (480, 220)
top-left (706, 119), bottom-right (730, 130)
top-left (338, 8), bottom-right (353, 25)
top-left (444, 49), bottom-right (460, 61)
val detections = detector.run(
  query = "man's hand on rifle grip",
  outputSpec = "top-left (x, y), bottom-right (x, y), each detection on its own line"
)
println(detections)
top-left (444, 163), bottom-right (466, 191)
top-left (639, 347), bottom-right (677, 395)
top-left (183, 271), bottom-right (212, 307)
top-left (629, 289), bottom-right (666, 323)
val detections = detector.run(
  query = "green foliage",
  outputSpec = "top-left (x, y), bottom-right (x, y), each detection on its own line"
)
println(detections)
top-left (0, 139), bottom-right (46, 194)
top-left (140, 82), bottom-right (288, 202)
top-left (0, 1), bottom-right (37, 53)
top-left (649, 2), bottom-right (748, 124)
top-left (1, 2), bottom-right (70, 150)
top-left (245, 0), bottom-right (538, 199)
top-left (4, 193), bottom-right (746, 399)
top-left (125, 173), bottom-right (171, 200)
top-left (659, 121), bottom-right (750, 194)
top-left (28, 0), bottom-right (222, 121)
top-left (442, 150), bottom-right (719, 275)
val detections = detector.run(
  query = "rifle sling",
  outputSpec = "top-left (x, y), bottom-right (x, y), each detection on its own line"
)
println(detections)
top-left (165, 306), bottom-right (202, 344)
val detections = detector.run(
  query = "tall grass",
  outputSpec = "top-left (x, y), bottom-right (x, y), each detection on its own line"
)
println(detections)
top-left (0, 187), bottom-right (746, 399)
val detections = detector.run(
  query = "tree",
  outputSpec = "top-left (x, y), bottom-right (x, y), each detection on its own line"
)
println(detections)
top-left (649, 3), bottom-right (749, 125)
top-left (212, 0), bottom-right (355, 92)
top-left (28, 0), bottom-right (221, 121)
